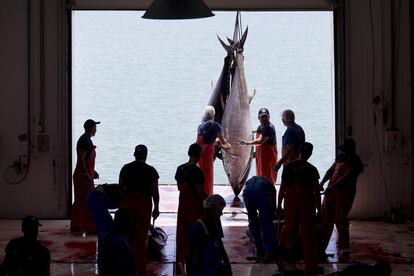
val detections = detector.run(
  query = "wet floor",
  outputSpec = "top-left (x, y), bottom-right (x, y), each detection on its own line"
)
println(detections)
top-left (0, 185), bottom-right (413, 275)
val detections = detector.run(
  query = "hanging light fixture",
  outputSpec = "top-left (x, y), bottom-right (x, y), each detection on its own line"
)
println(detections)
top-left (142, 0), bottom-right (214, 20)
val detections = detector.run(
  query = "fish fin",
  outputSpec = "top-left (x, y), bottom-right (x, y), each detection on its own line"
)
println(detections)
top-left (248, 88), bottom-right (256, 104)
top-left (240, 26), bottom-right (248, 49)
top-left (217, 35), bottom-right (232, 54)
top-left (227, 37), bottom-right (235, 46)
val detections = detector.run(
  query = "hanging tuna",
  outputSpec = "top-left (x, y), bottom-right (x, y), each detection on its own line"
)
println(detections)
top-left (207, 12), bottom-right (255, 196)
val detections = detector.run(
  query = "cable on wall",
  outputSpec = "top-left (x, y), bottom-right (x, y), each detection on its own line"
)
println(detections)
top-left (39, 0), bottom-right (45, 132)
top-left (369, 0), bottom-right (393, 210)
top-left (3, 0), bottom-right (32, 185)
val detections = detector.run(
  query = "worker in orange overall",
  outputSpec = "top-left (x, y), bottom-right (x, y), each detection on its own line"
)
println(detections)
top-left (320, 138), bottom-right (363, 257)
top-left (119, 145), bottom-right (160, 276)
top-left (70, 119), bottom-right (100, 234)
top-left (175, 143), bottom-right (208, 274)
top-left (196, 106), bottom-right (231, 195)
top-left (239, 107), bottom-right (278, 184)
top-left (277, 142), bottom-right (322, 275)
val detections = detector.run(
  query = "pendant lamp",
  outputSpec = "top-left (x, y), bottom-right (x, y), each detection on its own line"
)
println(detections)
top-left (142, 0), bottom-right (214, 19)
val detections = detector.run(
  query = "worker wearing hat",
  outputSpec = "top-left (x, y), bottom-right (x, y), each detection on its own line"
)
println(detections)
top-left (70, 119), bottom-right (100, 233)
top-left (0, 216), bottom-right (50, 275)
top-left (240, 107), bottom-right (278, 184)
top-left (278, 142), bottom-right (321, 274)
top-left (186, 194), bottom-right (231, 276)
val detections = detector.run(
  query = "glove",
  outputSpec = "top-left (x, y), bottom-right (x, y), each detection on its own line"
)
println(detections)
top-left (273, 163), bottom-right (281, 172)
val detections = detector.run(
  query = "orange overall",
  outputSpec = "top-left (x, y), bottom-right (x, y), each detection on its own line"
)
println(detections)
top-left (120, 193), bottom-right (152, 276)
top-left (279, 181), bottom-right (318, 272)
top-left (196, 136), bottom-right (214, 196)
top-left (256, 137), bottom-right (278, 184)
top-left (176, 183), bottom-right (205, 264)
top-left (321, 162), bottom-right (355, 251)
top-left (71, 145), bottom-right (96, 232)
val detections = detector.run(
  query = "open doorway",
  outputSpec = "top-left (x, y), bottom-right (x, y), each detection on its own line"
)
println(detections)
top-left (71, 11), bottom-right (335, 192)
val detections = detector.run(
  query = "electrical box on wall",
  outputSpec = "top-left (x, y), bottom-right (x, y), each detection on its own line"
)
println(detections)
top-left (36, 133), bottom-right (51, 153)
top-left (384, 130), bottom-right (401, 152)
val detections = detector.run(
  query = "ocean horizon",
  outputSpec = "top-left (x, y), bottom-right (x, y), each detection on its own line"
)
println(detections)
top-left (72, 11), bottom-right (335, 185)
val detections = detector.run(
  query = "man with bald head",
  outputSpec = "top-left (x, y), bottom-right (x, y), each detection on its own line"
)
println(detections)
top-left (273, 109), bottom-right (305, 172)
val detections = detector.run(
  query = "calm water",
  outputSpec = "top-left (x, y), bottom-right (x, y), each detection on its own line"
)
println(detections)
top-left (72, 11), bottom-right (335, 185)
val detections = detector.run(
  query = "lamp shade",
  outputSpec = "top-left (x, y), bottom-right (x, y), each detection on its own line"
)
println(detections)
top-left (142, 0), bottom-right (214, 20)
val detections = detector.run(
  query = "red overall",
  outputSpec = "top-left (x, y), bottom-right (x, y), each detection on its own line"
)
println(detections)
top-left (279, 182), bottom-right (318, 272)
top-left (120, 193), bottom-right (152, 276)
top-left (256, 136), bottom-right (278, 184)
top-left (176, 184), bottom-right (205, 264)
top-left (71, 145), bottom-right (96, 232)
top-left (196, 136), bottom-right (214, 196)
top-left (321, 162), bottom-right (355, 251)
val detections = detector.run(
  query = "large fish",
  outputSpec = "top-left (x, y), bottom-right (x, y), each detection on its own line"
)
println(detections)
top-left (208, 14), bottom-right (254, 196)
top-left (207, 55), bottom-right (232, 125)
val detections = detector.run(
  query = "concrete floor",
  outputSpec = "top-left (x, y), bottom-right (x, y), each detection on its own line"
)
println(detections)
top-left (1, 185), bottom-right (414, 275)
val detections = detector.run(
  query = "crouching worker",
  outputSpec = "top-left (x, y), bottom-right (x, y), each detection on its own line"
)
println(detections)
top-left (86, 184), bottom-right (121, 239)
top-left (278, 142), bottom-right (322, 275)
top-left (186, 194), bottom-right (232, 276)
top-left (242, 176), bottom-right (276, 262)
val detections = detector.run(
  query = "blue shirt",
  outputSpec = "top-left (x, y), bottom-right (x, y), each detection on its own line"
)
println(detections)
top-left (99, 232), bottom-right (135, 276)
top-left (282, 122), bottom-right (305, 154)
top-left (186, 219), bottom-right (226, 276)
top-left (257, 122), bottom-right (276, 144)
top-left (197, 120), bottom-right (223, 144)
top-left (243, 176), bottom-right (275, 194)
